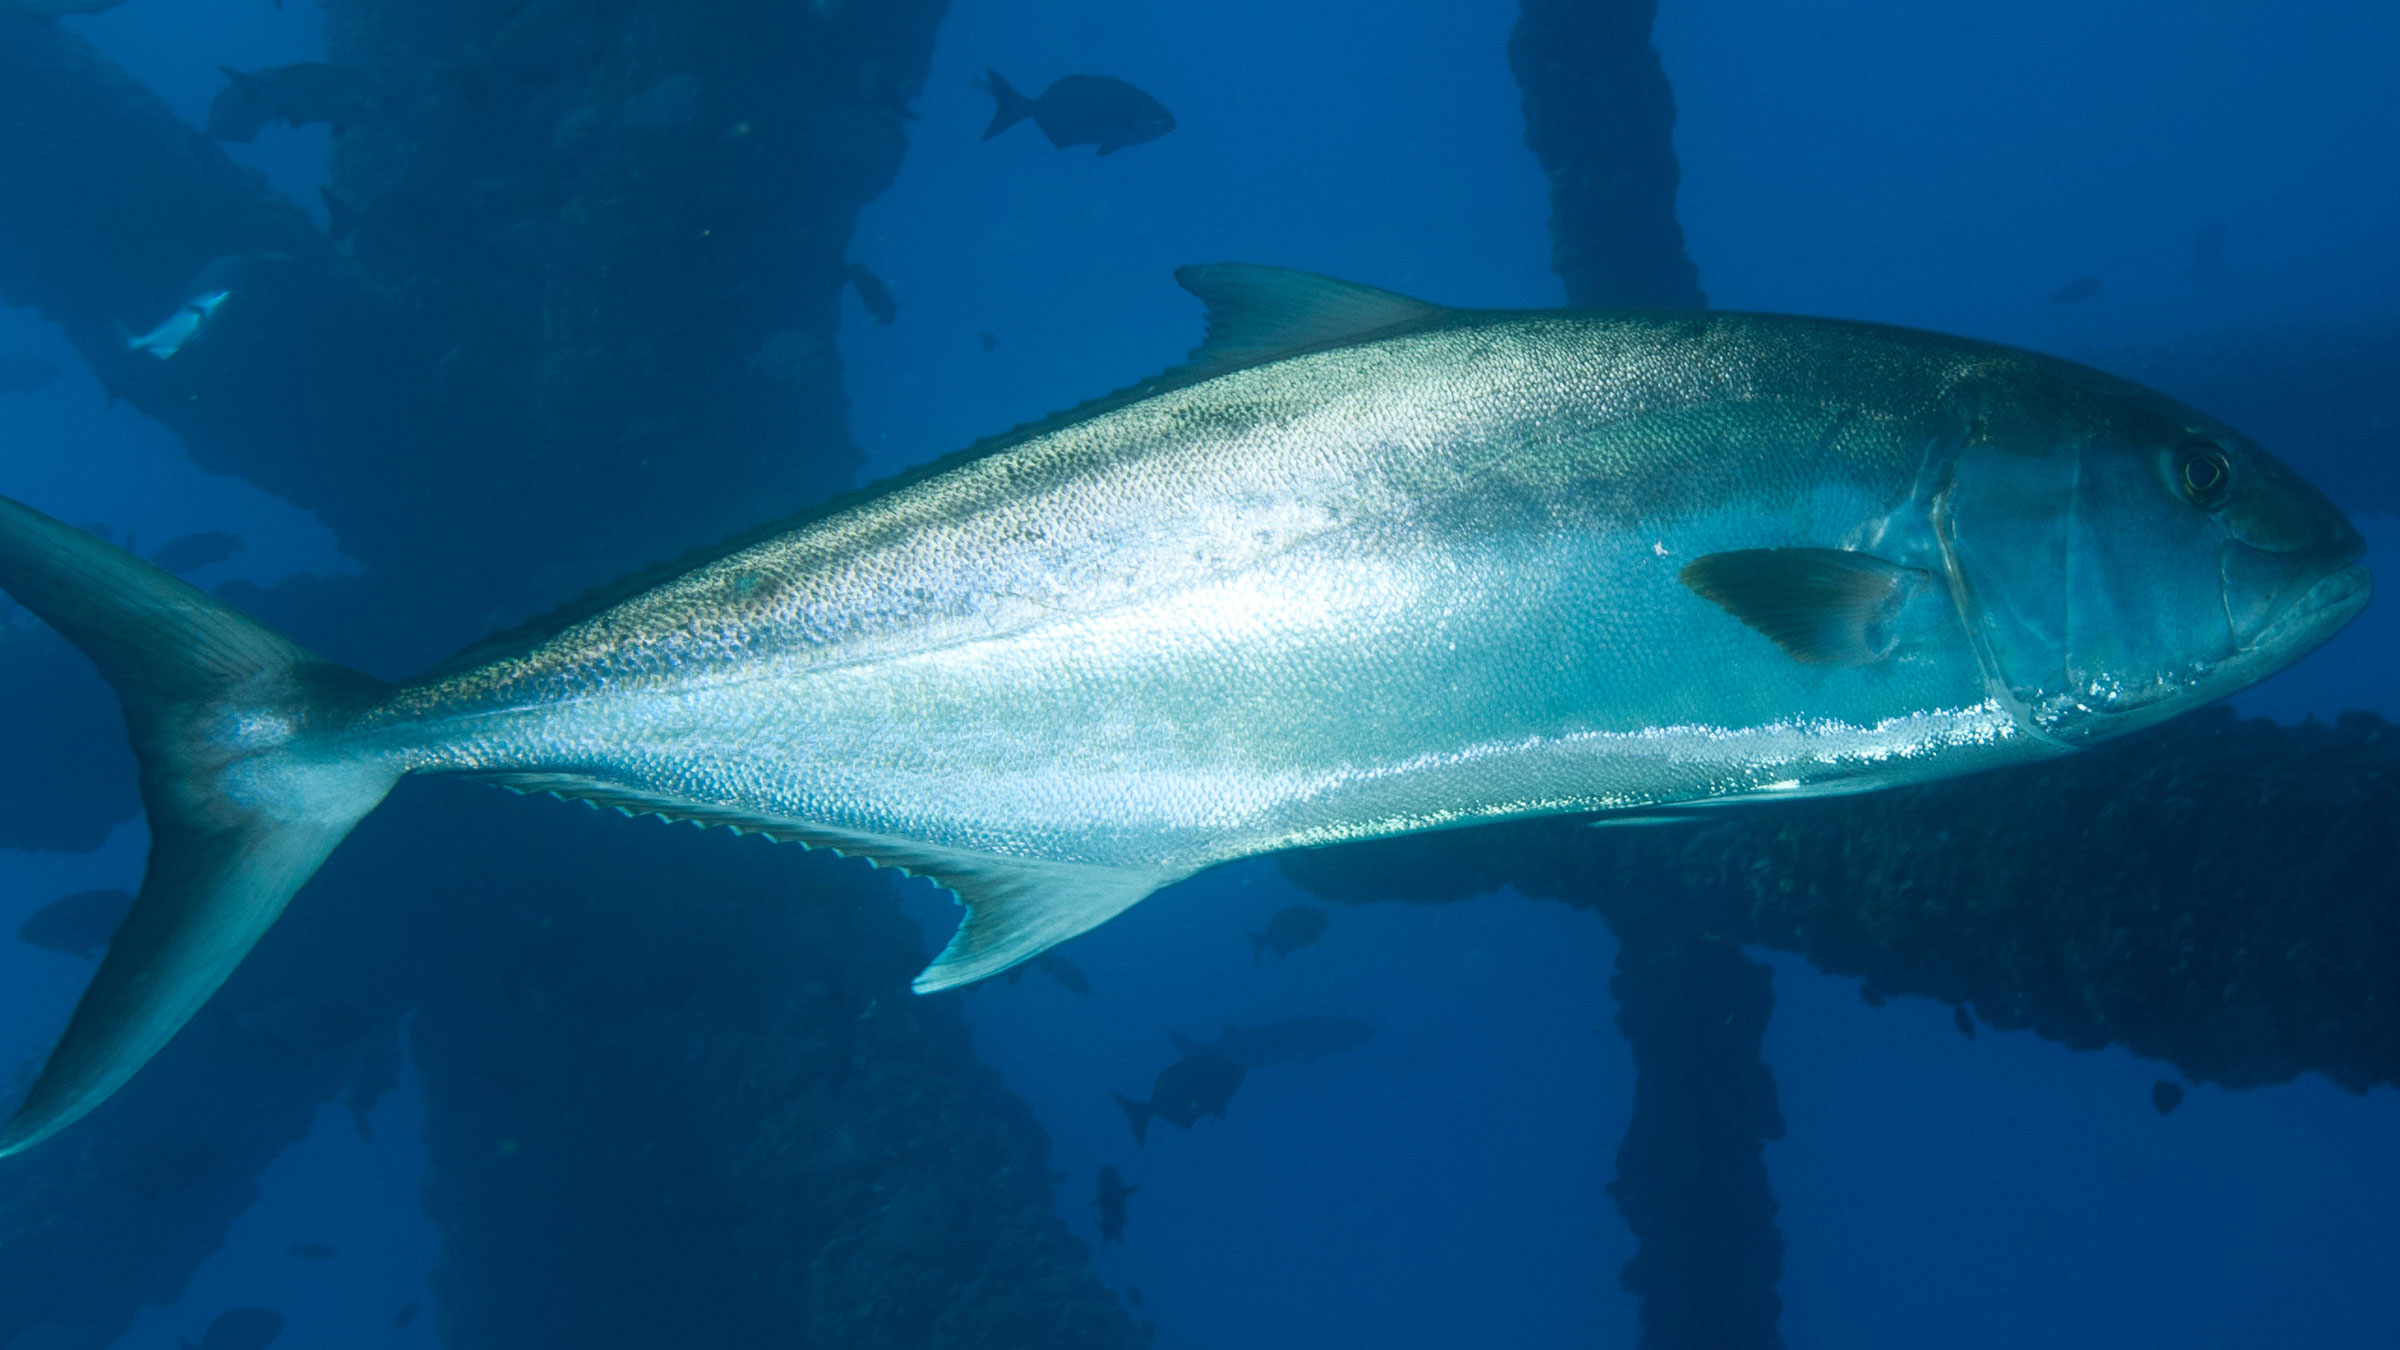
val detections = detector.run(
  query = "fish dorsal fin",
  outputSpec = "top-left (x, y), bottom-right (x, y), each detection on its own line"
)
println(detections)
top-left (1679, 547), bottom-right (1931, 666)
top-left (473, 771), bottom-right (1178, 990)
top-left (1175, 264), bottom-right (1449, 378)
top-left (1168, 1031), bottom-right (1203, 1056)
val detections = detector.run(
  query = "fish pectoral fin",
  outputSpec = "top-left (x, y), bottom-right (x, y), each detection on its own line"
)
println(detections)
top-left (1678, 547), bottom-right (1930, 666)
top-left (907, 851), bottom-right (1180, 994)
top-left (1173, 264), bottom-right (1449, 377)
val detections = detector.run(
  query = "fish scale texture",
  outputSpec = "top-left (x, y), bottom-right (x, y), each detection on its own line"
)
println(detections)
top-left (357, 313), bottom-right (2117, 878)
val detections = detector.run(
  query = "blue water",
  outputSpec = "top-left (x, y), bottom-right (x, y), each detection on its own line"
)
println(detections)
top-left (3, 0), bottom-right (2397, 1346)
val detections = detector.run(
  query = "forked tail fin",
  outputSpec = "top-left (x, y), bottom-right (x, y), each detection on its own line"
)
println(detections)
top-left (980, 68), bottom-right (1034, 140)
top-left (1112, 1091), bottom-right (1152, 1148)
top-left (0, 495), bottom-right (395, 1156)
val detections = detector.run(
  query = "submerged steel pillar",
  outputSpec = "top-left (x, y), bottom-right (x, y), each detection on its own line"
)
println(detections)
top-left (1509, 0), bottom-right (1706, 309)
top-left (1509, 3), bottom-right (1772, 1341)
top-left (1608, 925), bottom-right (1786, 1350)
top-left (0, 3), bottom-right (1144, 1345)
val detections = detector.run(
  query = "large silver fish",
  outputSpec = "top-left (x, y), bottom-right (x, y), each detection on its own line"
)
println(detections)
top-left (0, 265), bottom-right (2367, 1153)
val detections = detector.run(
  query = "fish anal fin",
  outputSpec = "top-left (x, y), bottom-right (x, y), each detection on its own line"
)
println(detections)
top-left (470, 771), bottom-right (1172, 991)
top-left (1679, 547), bottom-right (1930, 666)
top-left (471, 771), bottom-right (820, 841)
top-left (1174, 264), bottom-right (1447, 378)
top-left (910, 852), bottom-right (1177, 993)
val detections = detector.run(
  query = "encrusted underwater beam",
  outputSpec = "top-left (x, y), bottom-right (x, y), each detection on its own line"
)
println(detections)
top-left (392, 782), bottom-right (1142, 1350)
top-left (1282, 706), bottom-right (2400, 1095)
top-left (1610, 927), bottom-right (1786, 1350)
top-left (1283, 706), bottom-right (2400, 1342)
top-left (313, 0), bottom-right (910, 643)
top-left (0, 7), bottom-right (334, 362)
top-left (1508, 5), bottom-right (1744, 1340)
top-left (1508, 0), bottom-right (1707, 309)
top-left (0, 853), bottom-right (408, 1350)
top-left (0, 2), bottom-right (1145, 1344)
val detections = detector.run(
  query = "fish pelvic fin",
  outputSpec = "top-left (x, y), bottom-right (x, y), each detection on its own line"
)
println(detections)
top-left (1112, 1091), bottom-right (1152, 1147)
top-left (979, 68), bottom-right (1033, 140)
top-left (0, 494), bottom-right (395, 1156)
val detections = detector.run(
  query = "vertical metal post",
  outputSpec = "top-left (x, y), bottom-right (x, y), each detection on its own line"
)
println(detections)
top-left (1607, 923), bottom-right (1787, 1350)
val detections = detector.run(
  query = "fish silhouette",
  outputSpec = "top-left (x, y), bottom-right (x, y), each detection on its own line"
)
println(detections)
top-left (1113, 1047), bottom-right (1243, 1146)
top-left (1248, 903), bottom-right (1327, 960)
top-left (1093, 1164), bottom-right (1138, 1244)
top-left (981, 70), bottom-right (1174, 155)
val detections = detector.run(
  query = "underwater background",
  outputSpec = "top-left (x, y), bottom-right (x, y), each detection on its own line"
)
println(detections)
top-left (0, 0), bottom-right (2395, 1347)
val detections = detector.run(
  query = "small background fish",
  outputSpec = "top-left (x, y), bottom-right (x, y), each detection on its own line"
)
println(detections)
top-left (842, 263), bottom-right (897, 325)
top-left (15, 888), bottom-right (134, 959)
top-left (1092, 1164), bottom-right (1137, 1244)
top-left (185, 1306), bottom-right (284, 1350)
top-left (1113, 1047), bottom-right (1244, 1146)
top-left (980, 70), bottom-right (1174, 155)
top-left (2050, 274), bottom-right (2104, 303)
top-left (1249, 903), bottom-right (1328, 960)
top-left (206, 63), bottom-right (377, 142)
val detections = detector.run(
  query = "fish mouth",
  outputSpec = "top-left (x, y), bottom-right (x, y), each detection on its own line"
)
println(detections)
top-left (2028, 561), bottom-right (2372, 746)
top-left (2244, 561), bottom-right (2372, 659)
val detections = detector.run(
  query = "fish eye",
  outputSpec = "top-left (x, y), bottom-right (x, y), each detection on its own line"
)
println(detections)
top-left (2176, 441), bottom-right (2232, 511)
